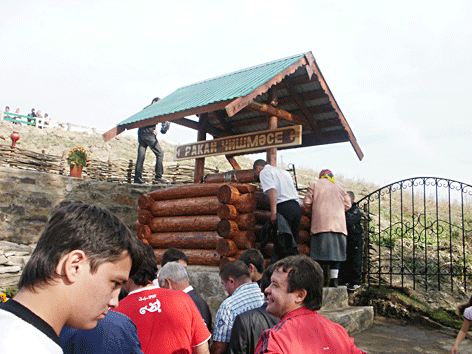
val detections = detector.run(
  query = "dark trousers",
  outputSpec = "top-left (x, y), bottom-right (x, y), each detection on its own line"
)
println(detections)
top-left (271, 200), bottom-right (301, 263)
top-left (341, 232), bottom-right (363, 285)
top-left (277, 200), bottom-right (301, 244)
top-left (135, 134), bottom-right (164, 181)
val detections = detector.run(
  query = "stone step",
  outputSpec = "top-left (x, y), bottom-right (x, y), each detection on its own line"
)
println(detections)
top-left (321, 286), bottom-right (349, 310)
top-left (319, 305), bottom-right (374, 335)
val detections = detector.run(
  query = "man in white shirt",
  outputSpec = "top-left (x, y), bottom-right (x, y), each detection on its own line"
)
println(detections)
top-left (253, 159), bottom-right (301, 261)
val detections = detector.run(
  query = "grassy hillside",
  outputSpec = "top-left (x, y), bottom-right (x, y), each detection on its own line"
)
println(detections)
top-left (0, 120), bottom-right (379, 199)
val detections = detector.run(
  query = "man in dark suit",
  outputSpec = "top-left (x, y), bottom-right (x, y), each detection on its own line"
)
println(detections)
top-left (158, 261), bottom-right (212, 332)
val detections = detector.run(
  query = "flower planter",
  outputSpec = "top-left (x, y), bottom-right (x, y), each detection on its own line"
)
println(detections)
top-left (70, 165), bottom-right (83, 178)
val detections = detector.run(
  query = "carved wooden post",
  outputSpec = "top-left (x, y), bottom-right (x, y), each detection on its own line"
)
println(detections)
top-left (267, 88), bottom-right (278, 166)
top-left (194, 114), bottom-right (207, 183)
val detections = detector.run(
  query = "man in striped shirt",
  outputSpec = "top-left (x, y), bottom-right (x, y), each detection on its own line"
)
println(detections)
top-left (211, 260), bottom-right (264, 354)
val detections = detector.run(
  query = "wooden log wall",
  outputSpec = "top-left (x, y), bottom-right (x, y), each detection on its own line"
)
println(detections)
top-left (136, 177), bottom-right (314, 267)
top-left (136, 182), bottom-right (260, 267)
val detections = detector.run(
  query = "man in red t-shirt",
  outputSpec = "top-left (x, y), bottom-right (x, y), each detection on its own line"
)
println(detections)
top-left (255, 255), bottom-right (366, 354)
top-left (114, 243), bottom-right (210, 354)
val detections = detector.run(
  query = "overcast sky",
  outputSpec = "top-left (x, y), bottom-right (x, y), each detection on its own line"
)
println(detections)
top-left (1, 0), bottom-right (471, 186)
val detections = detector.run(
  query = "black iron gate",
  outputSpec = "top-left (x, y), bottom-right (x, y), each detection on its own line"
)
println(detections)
top-left (358, 177), bottom-right (472, 292)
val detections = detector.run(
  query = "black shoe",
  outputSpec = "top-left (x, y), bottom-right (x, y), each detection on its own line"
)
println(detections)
top-left (329, 278), bottom-right (338, 288)
top-left (134, 178), bottom-right (145, 184)
top-left (154, 177), bottom-right (170, 183)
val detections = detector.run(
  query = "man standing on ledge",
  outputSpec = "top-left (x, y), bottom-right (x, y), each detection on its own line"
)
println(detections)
top-left (253, 159), bottom-right (301, 261)
top-left (255, 255), bottom-right (366, 354)
top-left (134, 97), bottom-right (170, 184)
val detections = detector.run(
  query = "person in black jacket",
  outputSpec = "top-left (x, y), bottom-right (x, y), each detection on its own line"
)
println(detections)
top-left (134, 97), bottom-right (170, 184)
top-left (227, 264), bottom-right (279, 354)
top-left (342, 191), bottom-right (364, 291)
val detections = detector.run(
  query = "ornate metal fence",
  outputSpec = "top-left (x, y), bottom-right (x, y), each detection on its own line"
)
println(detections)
top-left (358, 177), bottom-right (472, 292)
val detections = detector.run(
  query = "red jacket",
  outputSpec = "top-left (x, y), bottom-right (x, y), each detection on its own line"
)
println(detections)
top-left (255, 307), bottom-right (366, 354)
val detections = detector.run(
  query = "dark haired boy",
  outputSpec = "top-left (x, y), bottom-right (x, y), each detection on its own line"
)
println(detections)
top-left (0, 202), bottom-right (143, 354)
top-left (115, 243), bottom-right (210, 354)
top-left (238, 248), bottom-right (265, 285)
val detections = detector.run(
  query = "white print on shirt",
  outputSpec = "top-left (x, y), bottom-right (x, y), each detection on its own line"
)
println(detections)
top-left (139, 294), bottom-right (156, 302)
top-left (139, 299), bottom-right (162, 314)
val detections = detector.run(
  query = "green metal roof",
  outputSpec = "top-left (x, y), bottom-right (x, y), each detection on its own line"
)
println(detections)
top-left (118, 53), bottom-right (307, 126)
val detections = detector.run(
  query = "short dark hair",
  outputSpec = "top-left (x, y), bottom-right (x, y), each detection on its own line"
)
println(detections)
top-left (239, 248), bottom-right (264, 274)
top-left (219, 260), bottom-right (250, 282)
top-left (19, 203), bottom-right (143, 290)
top-left (347, 191), bottom-right (355, 199)
top-left (253, 159), bottom-right (267, 170)
top-left (260, 263), bottom-right (275, 293)
top-left (273, 255), bottom-right (324, 311)
top-left (131, 242), bottom-right (158, 286)
top-left (161, 248), bottom-right (188, 267)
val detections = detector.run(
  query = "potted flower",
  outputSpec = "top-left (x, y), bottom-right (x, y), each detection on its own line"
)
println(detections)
top-left (67, 147), bottom-right (88, 178)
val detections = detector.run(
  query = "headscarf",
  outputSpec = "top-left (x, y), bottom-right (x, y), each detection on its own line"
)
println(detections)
top-left (319, 169), bottom-right (335, 183)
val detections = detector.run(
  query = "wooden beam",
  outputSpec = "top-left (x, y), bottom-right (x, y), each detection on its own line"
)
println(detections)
top-left (246, 102), bottom-right (309, 127)
top-left (285, 84), bottom-right (318, 132)
top-left (267, 88), bottom-right (278, 166)
top-left (194, 114), bottom-right (207, 183)
top-left (305, 52), bottom-right (364, 160)
top-left (103, 125), bottom-right (126, 142)
top-left (267, 115), bottom-right (277, 166)
top-left (225, 155), bottom-right (242, 170)
top-left (277, 90), bottom-right (328, 106)
top-left (225, 57), bottom-right (308, 117)
top-left (173, 118), bottom-right (223, 138)
top-left (104, 99), bottom-right (232, 141)
top-left (211, 110), bottom-right (234, 135)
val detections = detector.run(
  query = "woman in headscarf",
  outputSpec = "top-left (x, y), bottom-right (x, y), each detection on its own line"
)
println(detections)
top-left (303, 169), bottom-right (351, 287)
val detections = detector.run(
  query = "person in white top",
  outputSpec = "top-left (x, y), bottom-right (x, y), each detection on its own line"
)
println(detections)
top-left (0, 203), bottom-right (143, 354)
top-left (451, 295), bottom-right (472, 353)
top-left (253, 159), bottom-right (301, 262)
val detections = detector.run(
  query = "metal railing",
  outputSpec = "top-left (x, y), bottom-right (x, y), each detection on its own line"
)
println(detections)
top-left (358, 177), bottom-right (472, 293)
top-left (1, 111), bottom-right (103, 133)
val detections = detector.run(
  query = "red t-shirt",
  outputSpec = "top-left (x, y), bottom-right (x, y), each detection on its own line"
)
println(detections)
top-left (113, 286), bottom-right (210, 354)
top-left (255, 307), bottom-right (366, 354)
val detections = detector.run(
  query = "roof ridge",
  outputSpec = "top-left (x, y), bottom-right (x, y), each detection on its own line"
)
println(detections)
top-left (179, 52), bottom-right (308, 89)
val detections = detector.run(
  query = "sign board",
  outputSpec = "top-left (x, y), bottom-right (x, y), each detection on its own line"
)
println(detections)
top-left (174, 125), bottom-right (302, 161)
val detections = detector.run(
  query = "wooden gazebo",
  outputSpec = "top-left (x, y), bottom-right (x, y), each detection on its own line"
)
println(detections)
top-left (103, 52), bottom-right (363, 182)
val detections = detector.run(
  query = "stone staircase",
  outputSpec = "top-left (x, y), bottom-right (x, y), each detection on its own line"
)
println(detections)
top-left (319, 286), bottom-right (373, 334)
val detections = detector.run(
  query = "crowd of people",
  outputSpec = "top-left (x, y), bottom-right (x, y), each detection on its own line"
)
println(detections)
top-left (0, 200), bottom-right (368, 353)
top-left (0, 163), bottom-right (469, 353)
top-left (3, 106), bottom-right (51, 127)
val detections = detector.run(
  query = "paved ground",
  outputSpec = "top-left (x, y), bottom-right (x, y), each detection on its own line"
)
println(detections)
top-left (351, 317), bottom-right (472, 354)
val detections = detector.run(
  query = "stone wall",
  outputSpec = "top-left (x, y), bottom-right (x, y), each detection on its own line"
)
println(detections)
top-left (0, 166), bottom-right (164, 244)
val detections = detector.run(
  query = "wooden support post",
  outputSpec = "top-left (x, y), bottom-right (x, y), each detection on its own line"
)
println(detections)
top-left (267, 116), bottom-right (277, 166)
top-left (225, 155), bottom-right (242, 170)
top-left (194, 114), bottom-right (207, 183)
top-left (267, 88), bottom-right (278, 166)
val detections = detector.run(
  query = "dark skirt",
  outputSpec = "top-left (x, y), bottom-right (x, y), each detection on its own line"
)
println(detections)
top-left (310, 232), bottom-right (347, 262)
